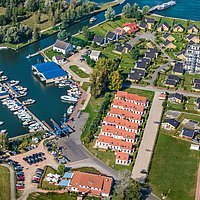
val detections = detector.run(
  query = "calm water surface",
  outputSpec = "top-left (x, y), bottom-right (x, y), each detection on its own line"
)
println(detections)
top-left (0, 0), bottom-right (200, 137)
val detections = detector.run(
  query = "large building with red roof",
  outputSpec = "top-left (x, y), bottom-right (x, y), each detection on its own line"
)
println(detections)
top-left (70, 171), bottom-right (113, 197)
top-left (95, 91), bottom-right (148, 166)
top-left (122, 22), bottom-right (139, 34)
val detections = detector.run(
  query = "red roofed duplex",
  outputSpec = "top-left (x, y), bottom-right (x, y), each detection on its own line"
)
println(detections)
top-left (95, 135), bottom-right (133, 153)
top-left (108, 107), bottom-right (142, 123)
top-left (115, 152), bottom-right (131, 165)
top-left (122, 22), bottom-right (139, 34)
top-left (103, 116), bottom-right (139, 133)
top-left (112, 98), bottom-right (145, 115)
top-left (70, 171), bottom-right (113, 198)
top-left (115, 91), bottom-right (147, 106)
top-left (101, 125), bottom-right (136, 143)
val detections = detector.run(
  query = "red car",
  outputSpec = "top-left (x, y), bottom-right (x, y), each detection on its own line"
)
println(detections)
top-left (16, 185), bottom-right (24, 190)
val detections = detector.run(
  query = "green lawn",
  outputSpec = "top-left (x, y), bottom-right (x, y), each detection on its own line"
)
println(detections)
top-left (44, 48), bottom-right (63, 60)
top-left (69, 65), bottom-right (89, 78)
top-left (81, 96), bottom-right (105, 140)
top-left (39, 166), bottom-right (61, 190)
top-left (0, 166), bottom-right (10, 200)
top-left (27, 192), bottom-right (77, 200)
top-left (124, 88), bottom-right (155, 102)
top-left (71, 167), bottom-right (101, 175)
top-left (22, 13), bottom-right (52, 31)
top-left (82, 82), bottom-right (90, 91)
top-left (149, 133), bottom-right (200, 200)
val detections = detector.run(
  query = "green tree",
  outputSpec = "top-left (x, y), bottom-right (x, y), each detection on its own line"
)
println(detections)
top-left (57, 30), bottom-right (71, 41)
top-left (142, 5), bottom-right (150, 16)
top-left (108, 71), bottom-right (122, 91)
top-left (33, 26), bottom-right (41, 40)
top-left (105, 7), bottom-right (116, 21)
top-left (122, 3), bottom-right (132, 18)
top-left (57, 164), bottom-right (65, 176)
top-left (132, 47), bottom-right (140, 60)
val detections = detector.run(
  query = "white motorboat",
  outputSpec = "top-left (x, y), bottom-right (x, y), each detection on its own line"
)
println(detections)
top-left (22, 99), bottom-right (36, 105)
top-left (67, 105), bottom-right (74, 114)
top-left (0, 121), bottom-right (4, 126)
top-left (89, 16), bottom-right (97, 22)
top-left (0, 129), bottom-right (7, 134)
top-left (61, 95), bottom-right (78, 102)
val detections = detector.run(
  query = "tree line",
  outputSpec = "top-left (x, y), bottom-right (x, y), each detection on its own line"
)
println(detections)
top-left (0, 0), bottom-right (97, 44)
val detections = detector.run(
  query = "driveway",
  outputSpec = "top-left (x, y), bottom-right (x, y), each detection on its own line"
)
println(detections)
top-left (131, 91), bottom-right (163, 181)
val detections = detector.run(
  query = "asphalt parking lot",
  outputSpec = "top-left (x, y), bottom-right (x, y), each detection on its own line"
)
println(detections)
top-left (55, 112), bottom-right (90, 162)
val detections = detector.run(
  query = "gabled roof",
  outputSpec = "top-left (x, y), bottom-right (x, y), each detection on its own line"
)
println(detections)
top-left (196, 97), bottom-right (200, 104)
top-left (187, 34), bottom-right (197, 40)
top-left (173, 23), bottom-right (185, 30)
top-left (165, 79), bottom-right (176, 86)
top-left (145, 17), bottom-right (156, 24)
top-left (163, 40), bottom-right (171, 47)
top-left (163, 32), bottom-right (174, 39)
top-left (193, 78), bottom-right (200, 84)
top-left (158, 22), bottom-right (170, 29)
top-left (173, 62), bottom-right (184, 74)
top-left (136, 61), bottom-right (148, 69)
top-left (54, 55), bottom-right (65, 61)
top-left (93, 35), bottom-right (104, 44)
top-left (131, 68), bottom-right (146, 76)
top-left (168, 74), bottom-right (180, 82)
top-left (124, 43), bottom-right (132, 51)
top-left (54, 40), bottom-right (70, 50)
top-left (128, 72), bottom-right (142, 81)
top-left (169, 93), bottom-right (183, 101)
top-left (182, 128), bottom-right (195, 138)
top-left (122, 22), bottom-right (139, 32)
top-left (106, 31), bottom-right (116, 40)
top-left (194, 83), bottom-right (200, 90)
top-left (177, 50), bottom-right (185, 56)
top-left (115, 45), bottom-right (124, 53)
top-left (114, 27), bottom-right (125, 35)
top-left (139, 22), bottom-right (147, 29)
top-left (188, 24), bottom-right (199, 31)
top-left (116, 152), bottom-right (130, 161)
top-left (116, 91), bottom-right (147, 104)
top-left (163, 118), bottom-right (180, 128)
top-left (145, 51), bottom-right (156, 59)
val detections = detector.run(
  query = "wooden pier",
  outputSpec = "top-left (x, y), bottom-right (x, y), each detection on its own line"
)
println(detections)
top-left (1, 83), bottom-right (53, 133)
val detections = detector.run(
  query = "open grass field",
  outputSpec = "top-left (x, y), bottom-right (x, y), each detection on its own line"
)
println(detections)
top-left (0, 7), bottom-right (6, 15)
top-left (0, 165), bottom-right (11, 200)
top-left (22, 13), bottom-right (53, 31)
top-left (69, 65), bottom-right (89, 78)
top-left (27, 192), bottom-right (77, 200)
top-left (149, 133), bottom-right (200, 200)
top-left (82, 82), bottom-right (90, 91)
top-left (71, 167), bottom-right (101, 175)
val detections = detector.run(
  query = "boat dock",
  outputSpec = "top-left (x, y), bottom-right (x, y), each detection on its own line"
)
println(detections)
top-left (1, 83), bottom-right (53, 133)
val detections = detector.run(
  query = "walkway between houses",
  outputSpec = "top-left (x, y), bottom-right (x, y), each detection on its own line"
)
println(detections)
top-left (131, 91), bottom-right (163, 181)
top-left (1, 164), bottom-right (16, 200)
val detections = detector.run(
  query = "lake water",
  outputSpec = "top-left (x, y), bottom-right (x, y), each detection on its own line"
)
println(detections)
top-left (0, 0), bottom-right (200, 137)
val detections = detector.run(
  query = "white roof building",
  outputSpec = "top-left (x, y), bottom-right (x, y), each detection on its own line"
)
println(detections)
top-left (90, 50), bottom-right (101, 61)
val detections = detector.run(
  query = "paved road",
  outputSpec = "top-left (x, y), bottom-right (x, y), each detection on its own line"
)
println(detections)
top-left (1, 164), bottom-right (16, 200)
top-left (148, 60), bottom-right (173, 85)
top-left (56, 112), bottom-right (119, 180)
top-left (195, 163), bottom-right (200, 200)
top-left (128, 84), bottom-right (200, 98)
top-left (132, 91), bottom-right (163, 181)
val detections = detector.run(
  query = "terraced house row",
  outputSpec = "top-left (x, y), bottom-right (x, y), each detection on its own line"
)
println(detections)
top-left (95, 91), bottom-right (148, 166)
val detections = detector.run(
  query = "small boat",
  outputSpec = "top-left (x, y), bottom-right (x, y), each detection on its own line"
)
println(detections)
top-left (0, 121), bottom-right (4, 126)
top-left (0, 71), bottom-right (3, 76)
top-left (61, 95), bottom-right (78, 102)
top-left (0, 76), bottom-right (8, 82)
top-left (0, 129), bottom-right (7, 134)
top-left (22, 99), bottom-right (36, 105)
top-left (67, 105), bottom-right (74, 114)
top-left (89, 17), bottom-right (97, 22)
top-left (157, 0), bottom-right (176, 10)
top-left (9, 80), bottom-right (19, 86)
top-left (26, 54), bottom-right (32, 59)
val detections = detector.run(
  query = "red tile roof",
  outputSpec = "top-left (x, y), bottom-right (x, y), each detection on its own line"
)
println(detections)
top-left (97, 135), bottom-right (133, 150)
top-left (71, 171), bottom-right (112, 196)
top-left (116, 152), bottom-right (130, 161)
top-left (103, 116), bottom-right (139, 130)
top-left (116, 91), bottom-right (147, 104)
top-left (109, 107), bottom-right (142, 121)
top-left (101, 125), bottom-right (136, 140)
top-left (112, 99), bottom-right (145, 112)
top-left (122, 22), bottom-right (139, 33)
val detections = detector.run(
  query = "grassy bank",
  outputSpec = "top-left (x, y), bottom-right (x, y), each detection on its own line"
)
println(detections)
top-left (0, 165), bottom-right (11, 200)
top-left (149, 133), bottom-right (200, 200)
top-left (69, 65), bottom-right (90, 78)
